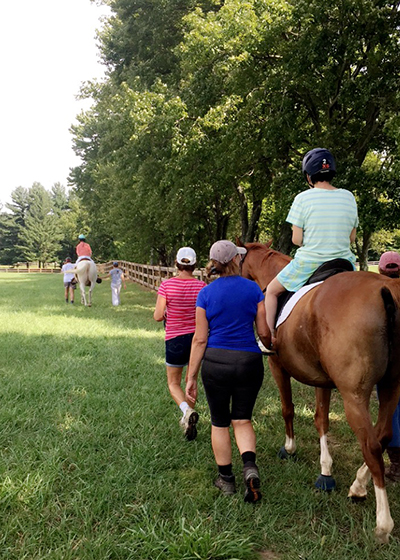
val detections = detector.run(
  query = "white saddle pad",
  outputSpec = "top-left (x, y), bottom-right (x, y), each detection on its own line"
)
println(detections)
top-left (276, 281), bottom-right (323, 329)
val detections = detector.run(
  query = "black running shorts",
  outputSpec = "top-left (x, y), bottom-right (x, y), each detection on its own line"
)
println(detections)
top-left (165, 333), bottom-right (194, 367)
top-left (201, 347), bottom-right (264, 427)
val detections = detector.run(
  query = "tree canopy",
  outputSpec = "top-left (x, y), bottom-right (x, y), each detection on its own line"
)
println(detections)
top-left (69, 0), bottom-right (400, 267)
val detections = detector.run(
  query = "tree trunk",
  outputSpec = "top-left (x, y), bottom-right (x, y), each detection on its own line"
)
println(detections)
top-left (275, 223), bottom-right (293, 255)
top-left (246, 199), bottom-right (263, 242)
top-left (355, 231), bottom-right (371, 271)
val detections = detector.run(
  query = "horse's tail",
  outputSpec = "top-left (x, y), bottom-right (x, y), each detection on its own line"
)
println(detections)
top-left (380, 285), bottom-right (400, 390)
top-left (377, 286), bottom-right (400, 450)
top-left (66, 268), bottom-right (79, 275)
top-left (381, 286), bottom-right (397, 353)
top-left (67, 261), bottom-right (92, 275)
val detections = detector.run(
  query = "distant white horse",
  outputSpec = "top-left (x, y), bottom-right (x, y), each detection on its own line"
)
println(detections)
top-left (68, 259), bottom-right (100, 307)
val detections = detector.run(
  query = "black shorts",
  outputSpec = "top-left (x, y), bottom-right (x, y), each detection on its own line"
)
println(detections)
top-left (165, 333), bottom-right (194, 367)
top-left (201, 347), bottom-right (264, 427)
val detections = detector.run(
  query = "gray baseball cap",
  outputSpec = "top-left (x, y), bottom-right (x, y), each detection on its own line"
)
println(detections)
top-left (209, 240), bottom-right (246, 264)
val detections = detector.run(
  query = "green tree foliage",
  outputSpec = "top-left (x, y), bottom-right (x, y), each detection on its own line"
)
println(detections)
top-left (71, 0), bottom-right (400, 266)
top-left (0, 187), bottom-right (30, 264)
top-left (16, 184), bottom-right (62, 266)
top-left (0, 184), bottom-right (90, 265)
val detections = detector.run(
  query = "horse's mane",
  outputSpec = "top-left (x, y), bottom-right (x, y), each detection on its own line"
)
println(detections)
top-left (245, 241), bottom-right (291, 266)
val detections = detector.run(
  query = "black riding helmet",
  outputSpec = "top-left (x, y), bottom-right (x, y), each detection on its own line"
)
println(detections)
top-left (302, 148), bottom-right (336, 185)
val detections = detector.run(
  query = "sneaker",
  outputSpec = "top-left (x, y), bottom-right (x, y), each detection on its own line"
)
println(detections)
top-left (179, 407), bottom-right (199, 441)
top-left (243, 464), bottom-right (262, 503)
top-left (214, 474), bottom-right (236, 495)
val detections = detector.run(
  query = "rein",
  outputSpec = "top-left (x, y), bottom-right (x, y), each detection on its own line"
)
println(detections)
top-left (239, 247), bottom-right (268, 293)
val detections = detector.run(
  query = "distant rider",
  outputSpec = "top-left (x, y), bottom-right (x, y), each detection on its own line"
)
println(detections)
top-left (76, 234), bottom-right (93, 264)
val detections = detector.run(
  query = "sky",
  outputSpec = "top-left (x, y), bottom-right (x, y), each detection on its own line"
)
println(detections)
top-left (0, 0), bottom-right (111, 207)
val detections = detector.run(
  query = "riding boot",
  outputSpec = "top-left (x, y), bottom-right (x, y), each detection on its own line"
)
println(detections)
top-left (386, 447), bottom-right (400, 482)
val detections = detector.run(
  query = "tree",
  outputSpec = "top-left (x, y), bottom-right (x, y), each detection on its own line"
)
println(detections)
top-left (17, 184), bottom-right (62, 266)
top-left (70, 0), bottom-right (400, 266)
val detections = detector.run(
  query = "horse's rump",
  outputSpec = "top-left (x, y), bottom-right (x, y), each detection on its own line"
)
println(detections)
top-left (278, 271), bottom-right (400, 391)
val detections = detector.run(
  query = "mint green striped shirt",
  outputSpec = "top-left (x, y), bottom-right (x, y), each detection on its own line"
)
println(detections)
top-left (286, 188), bottom-right (358, 264)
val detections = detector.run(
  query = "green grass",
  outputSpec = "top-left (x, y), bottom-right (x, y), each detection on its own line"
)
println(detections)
top-left (0, 273), bottom-right (398, 559)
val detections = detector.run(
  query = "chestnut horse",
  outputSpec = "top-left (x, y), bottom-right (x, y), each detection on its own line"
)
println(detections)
top-left (240, 241), bottom-right (400, 543)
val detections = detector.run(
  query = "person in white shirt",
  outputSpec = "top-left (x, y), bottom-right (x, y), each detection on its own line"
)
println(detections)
top-left (61, 257), bottom-right (76, 304)
top-left (109, 261), bottom-right (127, 306)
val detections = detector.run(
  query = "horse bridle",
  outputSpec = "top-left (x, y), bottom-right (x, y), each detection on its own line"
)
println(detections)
top-left (239, 249), bottom-right (268, 293)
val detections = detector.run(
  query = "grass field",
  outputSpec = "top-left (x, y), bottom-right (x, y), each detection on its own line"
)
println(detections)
top-left (0, 272), bottom-right (398, 559)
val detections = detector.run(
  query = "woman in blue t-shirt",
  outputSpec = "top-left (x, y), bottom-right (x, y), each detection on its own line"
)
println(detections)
top-left (185, 240), bottom-right (270, 503)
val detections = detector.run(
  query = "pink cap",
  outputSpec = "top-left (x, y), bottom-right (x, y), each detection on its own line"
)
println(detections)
top-left (378, 251), bottom-right (400, 272)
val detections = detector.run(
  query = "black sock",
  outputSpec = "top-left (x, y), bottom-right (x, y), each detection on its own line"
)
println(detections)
top-left (218, 464), bottom-right (233, 478)
top-left (241, 451), bottom-right (256, 466)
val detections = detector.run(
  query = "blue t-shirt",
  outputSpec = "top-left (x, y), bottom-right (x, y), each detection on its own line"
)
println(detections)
top-left (196, 276), bottom-right (264, 353)
top-left (109, 268), bottom-right (123, 286)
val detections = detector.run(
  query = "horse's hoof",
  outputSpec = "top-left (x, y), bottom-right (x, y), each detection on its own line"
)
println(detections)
top-left (278, 446), bottom-right (297, 460)
top-left (375, 527), bottom-right (390, 544)
top-left (348, 495), bottom-right (366, 503)
top-left (315, 474), bottom-right (336, 491)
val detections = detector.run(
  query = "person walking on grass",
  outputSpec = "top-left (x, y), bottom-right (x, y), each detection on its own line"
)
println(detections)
top-left (109, 261), bottom-right (127, 306)
top-left (185, 240), bottom-right (270, 502)
top-left (154, 247), bottom-right (206, 440)
top-left (61, 257), bottom-right (76, 304)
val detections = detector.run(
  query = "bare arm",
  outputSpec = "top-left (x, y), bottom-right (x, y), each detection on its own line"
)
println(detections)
top-left (153, 295), bottom-right (167, 321)
top-left (292, 225), bottom-right (303, 246)
top-left (255, 300), bottom-right (271, 349)
top-left (185, 307), bottom-right (209, 406)
top-left (350, 227), bottom-right (356, 243)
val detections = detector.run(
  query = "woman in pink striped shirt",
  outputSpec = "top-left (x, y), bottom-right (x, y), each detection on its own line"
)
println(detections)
top-left (154, 247), bottom-right (206, 440)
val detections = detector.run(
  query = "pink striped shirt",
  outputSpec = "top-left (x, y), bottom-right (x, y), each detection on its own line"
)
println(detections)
top-left (158, 277), bottom-right (206, 340)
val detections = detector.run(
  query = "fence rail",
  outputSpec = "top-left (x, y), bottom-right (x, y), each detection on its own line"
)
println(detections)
top-left (0, 267), bottom-right (61, 273)
top-left (98, 261), bottom-right (208, 292)
top-left (1, 260), bottom-right (379, 292)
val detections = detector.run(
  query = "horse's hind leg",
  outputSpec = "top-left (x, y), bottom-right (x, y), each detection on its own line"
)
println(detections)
top-left (314, 387), bottom-right (336, 490)
top-left (343, 395), bottom-right (393, 543)
top-left (80, 285), bottom-right (87, 306)
top-left (269, 359), bottom-right (296, 457)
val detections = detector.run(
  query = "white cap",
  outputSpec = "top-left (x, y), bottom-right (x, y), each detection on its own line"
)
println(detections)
top-left (176, 247), bottom-right (197, 265)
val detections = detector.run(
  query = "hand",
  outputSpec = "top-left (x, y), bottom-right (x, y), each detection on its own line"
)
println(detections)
top-left (185, 377), bottom-right (198, 406)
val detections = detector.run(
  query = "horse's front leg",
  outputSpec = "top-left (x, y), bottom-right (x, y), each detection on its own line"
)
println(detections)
top-left (269, 358), bottom-right (296, 458)
top-left (88, 285), bottom-right (93, 307)
top-left (314, 387), bottom-right (336, 490)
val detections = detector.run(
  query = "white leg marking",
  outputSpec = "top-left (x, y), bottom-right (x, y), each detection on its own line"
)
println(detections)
top-left (285, 435), bottom-right (296, 455)
top-left (374, 485), bottom-right (394, 543)
top-left (320, 434), bottom-right (332, 476)
top-left (348, 462), bottom-right (371, 498)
